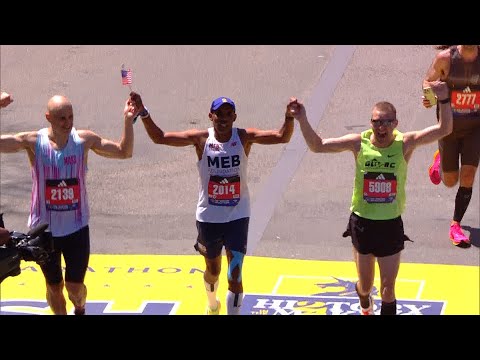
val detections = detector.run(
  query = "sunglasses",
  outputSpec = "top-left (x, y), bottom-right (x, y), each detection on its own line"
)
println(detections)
top-left (371, 118), bottom-right (395, 127)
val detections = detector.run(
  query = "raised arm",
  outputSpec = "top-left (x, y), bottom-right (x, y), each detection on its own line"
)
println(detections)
top-left (405, 80), bottom-right (452, 156)
top-left (291, 97), bottom-right (360, 154)
top-left (0, 131), bottom-right (36, 153)
top-left (80, 95), bottom-right (136, 159)
top-left (130, 91), bottom-right (207, 148)
top-left (422, 48), bottom-right (451, 108)
top-left (424, 48), bottom-right (450, 84)
top-left (147, 126), bottom-right (207, 148)
top-left (242, 97), bottom-right (296, 146)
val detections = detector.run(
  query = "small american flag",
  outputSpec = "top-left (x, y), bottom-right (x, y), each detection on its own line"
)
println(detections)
top-left (121, 68), bottom-right (132, 85)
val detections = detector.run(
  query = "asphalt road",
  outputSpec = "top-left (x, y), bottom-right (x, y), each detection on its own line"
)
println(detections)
top-left (1, 45), bottom-right (478, 266)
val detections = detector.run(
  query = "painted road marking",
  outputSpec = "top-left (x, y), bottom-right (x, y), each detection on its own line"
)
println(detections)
top-left (273, 275), bottom-right (426, 299)
top-left (248, 45), bottom-right (358, 255)
top-left (0, 254), bottom-right (477, 315)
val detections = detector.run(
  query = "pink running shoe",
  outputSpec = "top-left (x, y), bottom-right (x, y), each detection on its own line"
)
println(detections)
top-left (449, 223), bottom-right (470, 246)
top-left (428, 150), bottom-right (441, 185)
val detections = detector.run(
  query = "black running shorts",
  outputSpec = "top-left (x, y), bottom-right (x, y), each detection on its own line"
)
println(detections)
top-left (40, 225), bottom-right (90, 284)
top-left (439, 125), bottom-right (480, 172)
top-left (194, 217), bottom-right (249, 259)
top-left (342, 213), bottom-right (411, 257)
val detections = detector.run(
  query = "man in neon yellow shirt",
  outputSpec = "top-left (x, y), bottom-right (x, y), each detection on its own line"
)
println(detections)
top-left (291, 80), bottom-right (452, 315)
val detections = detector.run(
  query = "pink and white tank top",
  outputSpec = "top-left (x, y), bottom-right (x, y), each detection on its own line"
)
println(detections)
top-left (28, 127), bottom-right (89, 236)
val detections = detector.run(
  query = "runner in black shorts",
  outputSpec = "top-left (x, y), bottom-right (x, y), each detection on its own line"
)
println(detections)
top-left (195, 218), bottom-right (249, 259)
top-left (343, 213), bottom-right (410, 258)
top-left (138, 93), bottom-right (296, 314)
top-left (422, 45), bottom-right (480, 247)
top-left (292, 80), bottom-right (452, 315)
top-left (0, 93), bottom-right (137, 315)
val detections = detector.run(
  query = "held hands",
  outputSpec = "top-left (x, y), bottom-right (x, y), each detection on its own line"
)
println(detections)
top-left (129, 91), bottom-right (146, 113)
top-left (422, 80), bottom-right (449, 108)
top-left (286, 97), bottom-right (307, 121)
top-left (128, 91), bottom-right (150, 123)
top-left (124, 94), bottom-right (141, 123)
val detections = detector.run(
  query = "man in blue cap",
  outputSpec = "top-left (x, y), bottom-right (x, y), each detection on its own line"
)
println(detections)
top-left (132, 92), bottom-right (297, 315)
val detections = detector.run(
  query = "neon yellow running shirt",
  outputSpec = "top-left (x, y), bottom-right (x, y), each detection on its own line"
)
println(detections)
top-left (350, 129), bottom-right (407, 220)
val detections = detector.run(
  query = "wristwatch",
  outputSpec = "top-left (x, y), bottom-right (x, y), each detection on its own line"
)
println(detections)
top-left (138, 107), bottom-right (149, 118)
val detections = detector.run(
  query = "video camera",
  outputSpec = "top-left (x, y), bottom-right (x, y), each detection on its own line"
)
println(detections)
top-left (0, 213), bottom-right (53, 284)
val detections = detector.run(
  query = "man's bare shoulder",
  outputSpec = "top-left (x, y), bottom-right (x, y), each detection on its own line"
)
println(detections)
top-left (187, 128), bottom-right (209, 137)
top-left (18, 130), bottom-right (39, 143)
top-left (76, 129), bottom-right (98, 141)
top-left (178, 128), bottom-right (209, 141)
top-left (76, 129), bottom-right (96, 137)
top-left (75, 129), bottom-right (98, 148)
top-left (2, 130), bottom-right (39, 151)
top-left (436, 48), bottom-right (452, 62)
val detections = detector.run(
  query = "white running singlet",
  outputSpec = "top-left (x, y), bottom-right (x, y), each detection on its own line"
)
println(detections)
top-left (196, 127), bottom-right (250, 223)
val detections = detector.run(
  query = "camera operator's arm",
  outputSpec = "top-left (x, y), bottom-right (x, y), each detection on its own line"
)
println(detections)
top-left (0, 227), bottom-right (10, 246)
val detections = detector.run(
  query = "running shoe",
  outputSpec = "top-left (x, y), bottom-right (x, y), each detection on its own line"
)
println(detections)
top-left (360, 295), bottom-right (375, 315)
top-left (428, 150), bottom-right (441, 185)
top-left (206, 299), bottom-right (221, 315)
top-left (356, 282), bottom-right (374, 315)
top-left (449, 223), bottom-right (471, 246)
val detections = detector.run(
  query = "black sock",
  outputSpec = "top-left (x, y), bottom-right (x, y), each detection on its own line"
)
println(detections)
top-left (453, 187), bottom-right (473, 223)
top-left (380, 300), bottom-right (397, 315)
top-left (355, 282), bottom-right (370, 308)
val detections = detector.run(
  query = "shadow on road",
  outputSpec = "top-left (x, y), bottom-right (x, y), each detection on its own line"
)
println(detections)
top-left (462, 225), bottom-right (480, 248)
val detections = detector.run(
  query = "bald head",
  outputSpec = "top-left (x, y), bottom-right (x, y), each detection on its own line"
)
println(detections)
top-left (47, 95), bottom-right (72, 115)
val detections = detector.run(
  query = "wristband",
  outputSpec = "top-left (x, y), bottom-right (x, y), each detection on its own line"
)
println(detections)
top-left (438, 98), bottom-right (450, 104)
top-left (138, 107), bottom-right (149, 118)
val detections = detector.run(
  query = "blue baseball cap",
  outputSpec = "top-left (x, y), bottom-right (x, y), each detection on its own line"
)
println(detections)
top-left (210, 97), bottom-right (236, 112)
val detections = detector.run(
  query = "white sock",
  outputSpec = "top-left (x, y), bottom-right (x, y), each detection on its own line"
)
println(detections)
top-left (204, 279), bottom-right (219, 309)
top-left (226, 290), bottom-right (243, 315)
